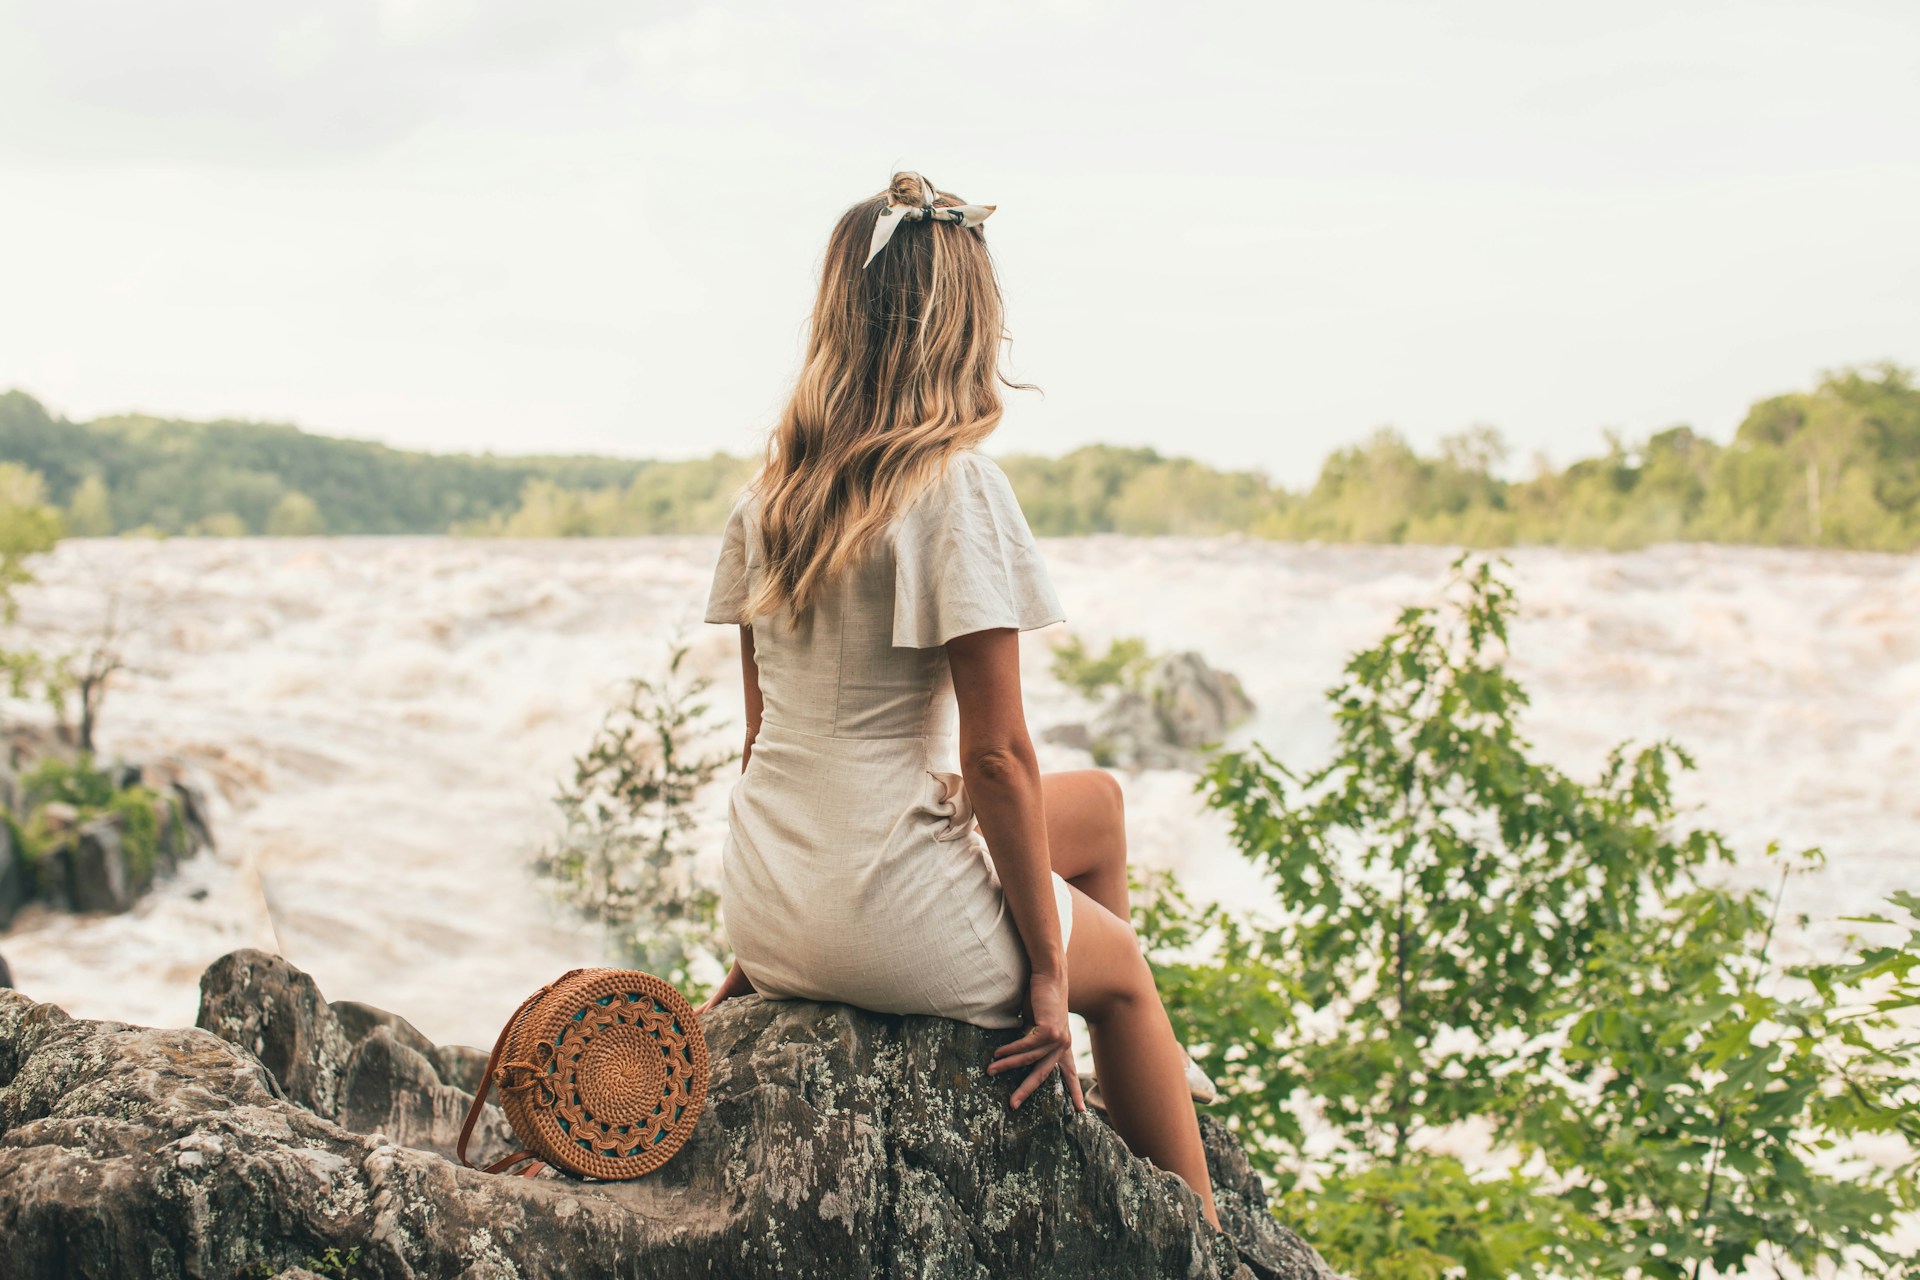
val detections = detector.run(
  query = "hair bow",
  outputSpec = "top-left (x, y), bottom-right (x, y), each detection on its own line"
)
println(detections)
top-left (862, 173), bottom-right (996, 269)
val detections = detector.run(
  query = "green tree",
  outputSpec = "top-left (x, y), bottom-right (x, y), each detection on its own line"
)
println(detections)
top-left (0, 464), bottom-right (64, 612)
top-left (266, 490), bottom-right (324, 536)
top-left (66, 473), bottom-right (114, 536)
top-left (532, 640), bottom-right (739, 989)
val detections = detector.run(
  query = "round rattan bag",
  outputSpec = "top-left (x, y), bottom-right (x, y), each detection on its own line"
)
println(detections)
top-left (457, 967), bottom-right (710, 1181)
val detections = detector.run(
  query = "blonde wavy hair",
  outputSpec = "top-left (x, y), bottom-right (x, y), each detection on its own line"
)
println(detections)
top-left (738, 170), bottom-right (1033, 627)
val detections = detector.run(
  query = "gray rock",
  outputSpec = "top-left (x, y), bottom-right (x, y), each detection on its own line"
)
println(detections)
top-left (0, 822), bottom-right (28, 929)
top-left (129, 754), bottom-right (218, 858)
top-left (61, 815), bottom-right (149, 914)
top-left (1200, 1112), bottom-right (1331, 1279)
top-left (430, 1042), bottom-right (490, 1095)
top-left (1091, 687), bottom-right (1187, 769)
top-left (331, 998), bottom-right (439, 1063)
top-left (170, 776), bottom-right (216, 856)
top-left (0, 951), bottom-right (1340, 1279)
top-left (338, 1023), bottom-right (515, 1162)
top-left (196, 949), bottom-right (354, 1119)
top-left (1038, 721), bottom-right (1095, 752)
top-left (1090, 650), bottom-right (1256, 771)
top-left (329, 999), bottom-right (489, 1096)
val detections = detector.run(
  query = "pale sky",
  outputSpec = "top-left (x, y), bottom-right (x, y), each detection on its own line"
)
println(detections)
top-left (1, 0), bottom-right (1915, 485)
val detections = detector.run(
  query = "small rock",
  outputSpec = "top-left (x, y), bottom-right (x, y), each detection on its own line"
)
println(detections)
top-left (61, 816), bottom-right (147, 914)
top-left (331, 999), bottom-right (438, 1063)
top-left (1090, 650), bottom-right (1256, 770)
top-left (0, 825), bottom-right (28, 929)
top-left (431, 1043), bottom-right (491, 1095)
top-left (1038, 721), bottom-right (1095, 752)
top-left (338, 1024), bottom-right (514, 1161)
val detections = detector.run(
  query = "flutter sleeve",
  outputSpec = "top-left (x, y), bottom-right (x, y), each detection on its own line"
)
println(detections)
top-left (704, 490), bottom-right (756, 624)
top-left (891, 452), bottom-right (1066, 649)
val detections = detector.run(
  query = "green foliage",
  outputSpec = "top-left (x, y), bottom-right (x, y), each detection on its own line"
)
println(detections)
top-left (1049, 633), bottom-right (1154, 700)
top-left (532, 640), bottom-right (739, 989)
top-left (6, 362), bottom-right (1918, 547)
top-left (107, 787), bottom-right (161, 881)
top-left (450, 458), bottom-right (761, 538)
top-left (1130, 865), bottom-right (1304, 1157)
top-left (233, 1247), bottom-right (364, 1280)
top-left (303, 1246), bottom-right (364, 1279)
top-left (265, 490), bottom-right (325, 535)
top-left (21, 752), bottom-right (119, 810)
top-left (65, 473), bottom-right (112, 536)
top-left (0, 461), bottom-right (64, 622)
top-left (15, 753), bottom-right (166, 885)
top-left (1133, 554), bottom-right (1920, 1278)
top-left (1515, 872), bottom-right (1920, 1279)
top-left (1277, 1155), bottom-right (1601, 1280)
top-left (0, 388), bottom-right (655, 536)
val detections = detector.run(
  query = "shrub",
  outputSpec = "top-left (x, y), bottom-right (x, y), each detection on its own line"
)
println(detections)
top-left (1049, 632), bottom-right (1154, 700)
top-left (1135, 553), bottom-right (1920, 1278)
top-left (532, 640), bottom-right (739, 990)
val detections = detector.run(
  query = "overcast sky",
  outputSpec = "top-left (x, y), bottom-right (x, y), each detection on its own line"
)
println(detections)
top-left (1, 0), bottom-right (1915, 485)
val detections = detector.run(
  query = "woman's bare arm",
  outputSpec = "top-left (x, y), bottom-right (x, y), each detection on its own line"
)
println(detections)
top-left (947, 625), bottom-right (1079, 1109)
top-left (945, 627), bottom-right (1064, 980)
top-left (740, 623), bottom-right (763, 770)
top-left (700, 623), bottom-right (763, 1016)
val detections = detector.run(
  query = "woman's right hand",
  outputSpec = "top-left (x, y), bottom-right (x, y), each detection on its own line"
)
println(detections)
top-left (986, 970), bottom-right (1085, 1112)
top-left (695, 959), bottom-right (756, 1017)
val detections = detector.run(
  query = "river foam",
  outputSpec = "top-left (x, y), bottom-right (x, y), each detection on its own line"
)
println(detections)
top-left (3, 536), bottom-right (1914, 1051)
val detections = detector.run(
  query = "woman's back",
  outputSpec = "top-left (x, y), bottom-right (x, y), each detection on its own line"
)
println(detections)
top-left (704, 447), bottom-right (1071, 1029)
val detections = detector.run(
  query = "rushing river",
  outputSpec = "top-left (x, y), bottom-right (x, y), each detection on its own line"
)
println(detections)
top-left (3, 536), bottom-right (1915, 1051)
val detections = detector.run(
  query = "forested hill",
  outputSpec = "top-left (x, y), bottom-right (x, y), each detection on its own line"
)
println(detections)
top-left (2, 362), bottom-right (1916, 550)
top-left (0, 391), bottom-right (666, 536)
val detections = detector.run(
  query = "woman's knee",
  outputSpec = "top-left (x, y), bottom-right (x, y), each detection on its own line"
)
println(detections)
top-left (1087, 769), bottom-right (1127, 868)
top-left (1091, 768), bottom-right (1125, 827)
top-left (1064, 884), bottom-right (1158, 1023)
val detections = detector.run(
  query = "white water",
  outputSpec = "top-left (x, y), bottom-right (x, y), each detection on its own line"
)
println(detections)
top-left (4, 537), bottom-right (1916, 1056)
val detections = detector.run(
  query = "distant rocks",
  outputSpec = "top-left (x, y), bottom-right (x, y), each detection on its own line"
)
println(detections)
top-left (0, 948), bottom-right (1340, 1279)
top-left (0, 825), bottom-right (29, 928)
top-left (1044, 649), bottom-right (1256, 771)
top-left (0, 744), bottom-right (216, 928)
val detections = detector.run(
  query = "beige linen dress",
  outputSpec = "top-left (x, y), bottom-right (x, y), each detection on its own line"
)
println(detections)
top-left (703, 448), bottom-right (1073, 1030)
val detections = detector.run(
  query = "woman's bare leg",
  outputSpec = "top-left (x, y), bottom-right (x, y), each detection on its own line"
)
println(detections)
top-left (1062, 878), bottom-right (1221, 1232)
top-left (1039, 769), bottom-right (1131, 915)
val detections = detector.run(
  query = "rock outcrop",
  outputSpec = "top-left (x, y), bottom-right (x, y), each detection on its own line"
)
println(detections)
top-left (1045, 650), bottom-right (1257, 771)
top-left (0, 747), bottom-right (217, 925)
top-left (0, 949), bottom-right (1336, 1279)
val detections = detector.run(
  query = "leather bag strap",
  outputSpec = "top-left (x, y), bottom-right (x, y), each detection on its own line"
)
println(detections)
top-left (457, 970), bottom-right (586, 1174)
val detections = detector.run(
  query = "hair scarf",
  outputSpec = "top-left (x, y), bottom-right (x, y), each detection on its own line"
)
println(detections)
top-left (862, 172), bottom-right (996, 269)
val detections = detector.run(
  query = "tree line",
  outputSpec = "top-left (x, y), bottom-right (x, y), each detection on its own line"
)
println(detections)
top-left (2, 361), bottom-right (1915, 549)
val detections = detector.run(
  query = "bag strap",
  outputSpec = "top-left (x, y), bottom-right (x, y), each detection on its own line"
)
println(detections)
top-left (457, 970), bottom-right (586, 1177)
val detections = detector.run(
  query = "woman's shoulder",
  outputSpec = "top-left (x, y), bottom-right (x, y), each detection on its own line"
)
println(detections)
top-left (898, 448), bottom-right (1015, 521)
top-left (887, 448), bottom-right (1062, 647)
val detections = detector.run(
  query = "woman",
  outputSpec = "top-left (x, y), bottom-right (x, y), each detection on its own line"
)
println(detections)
top-left (694, 171), bottom-right (1221, 1232)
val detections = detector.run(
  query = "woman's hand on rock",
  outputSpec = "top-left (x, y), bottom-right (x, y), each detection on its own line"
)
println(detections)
top-left (987, 969), bottom-right (1084, 1112)
top-left (695, 959), bottom-right (756, 1017)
